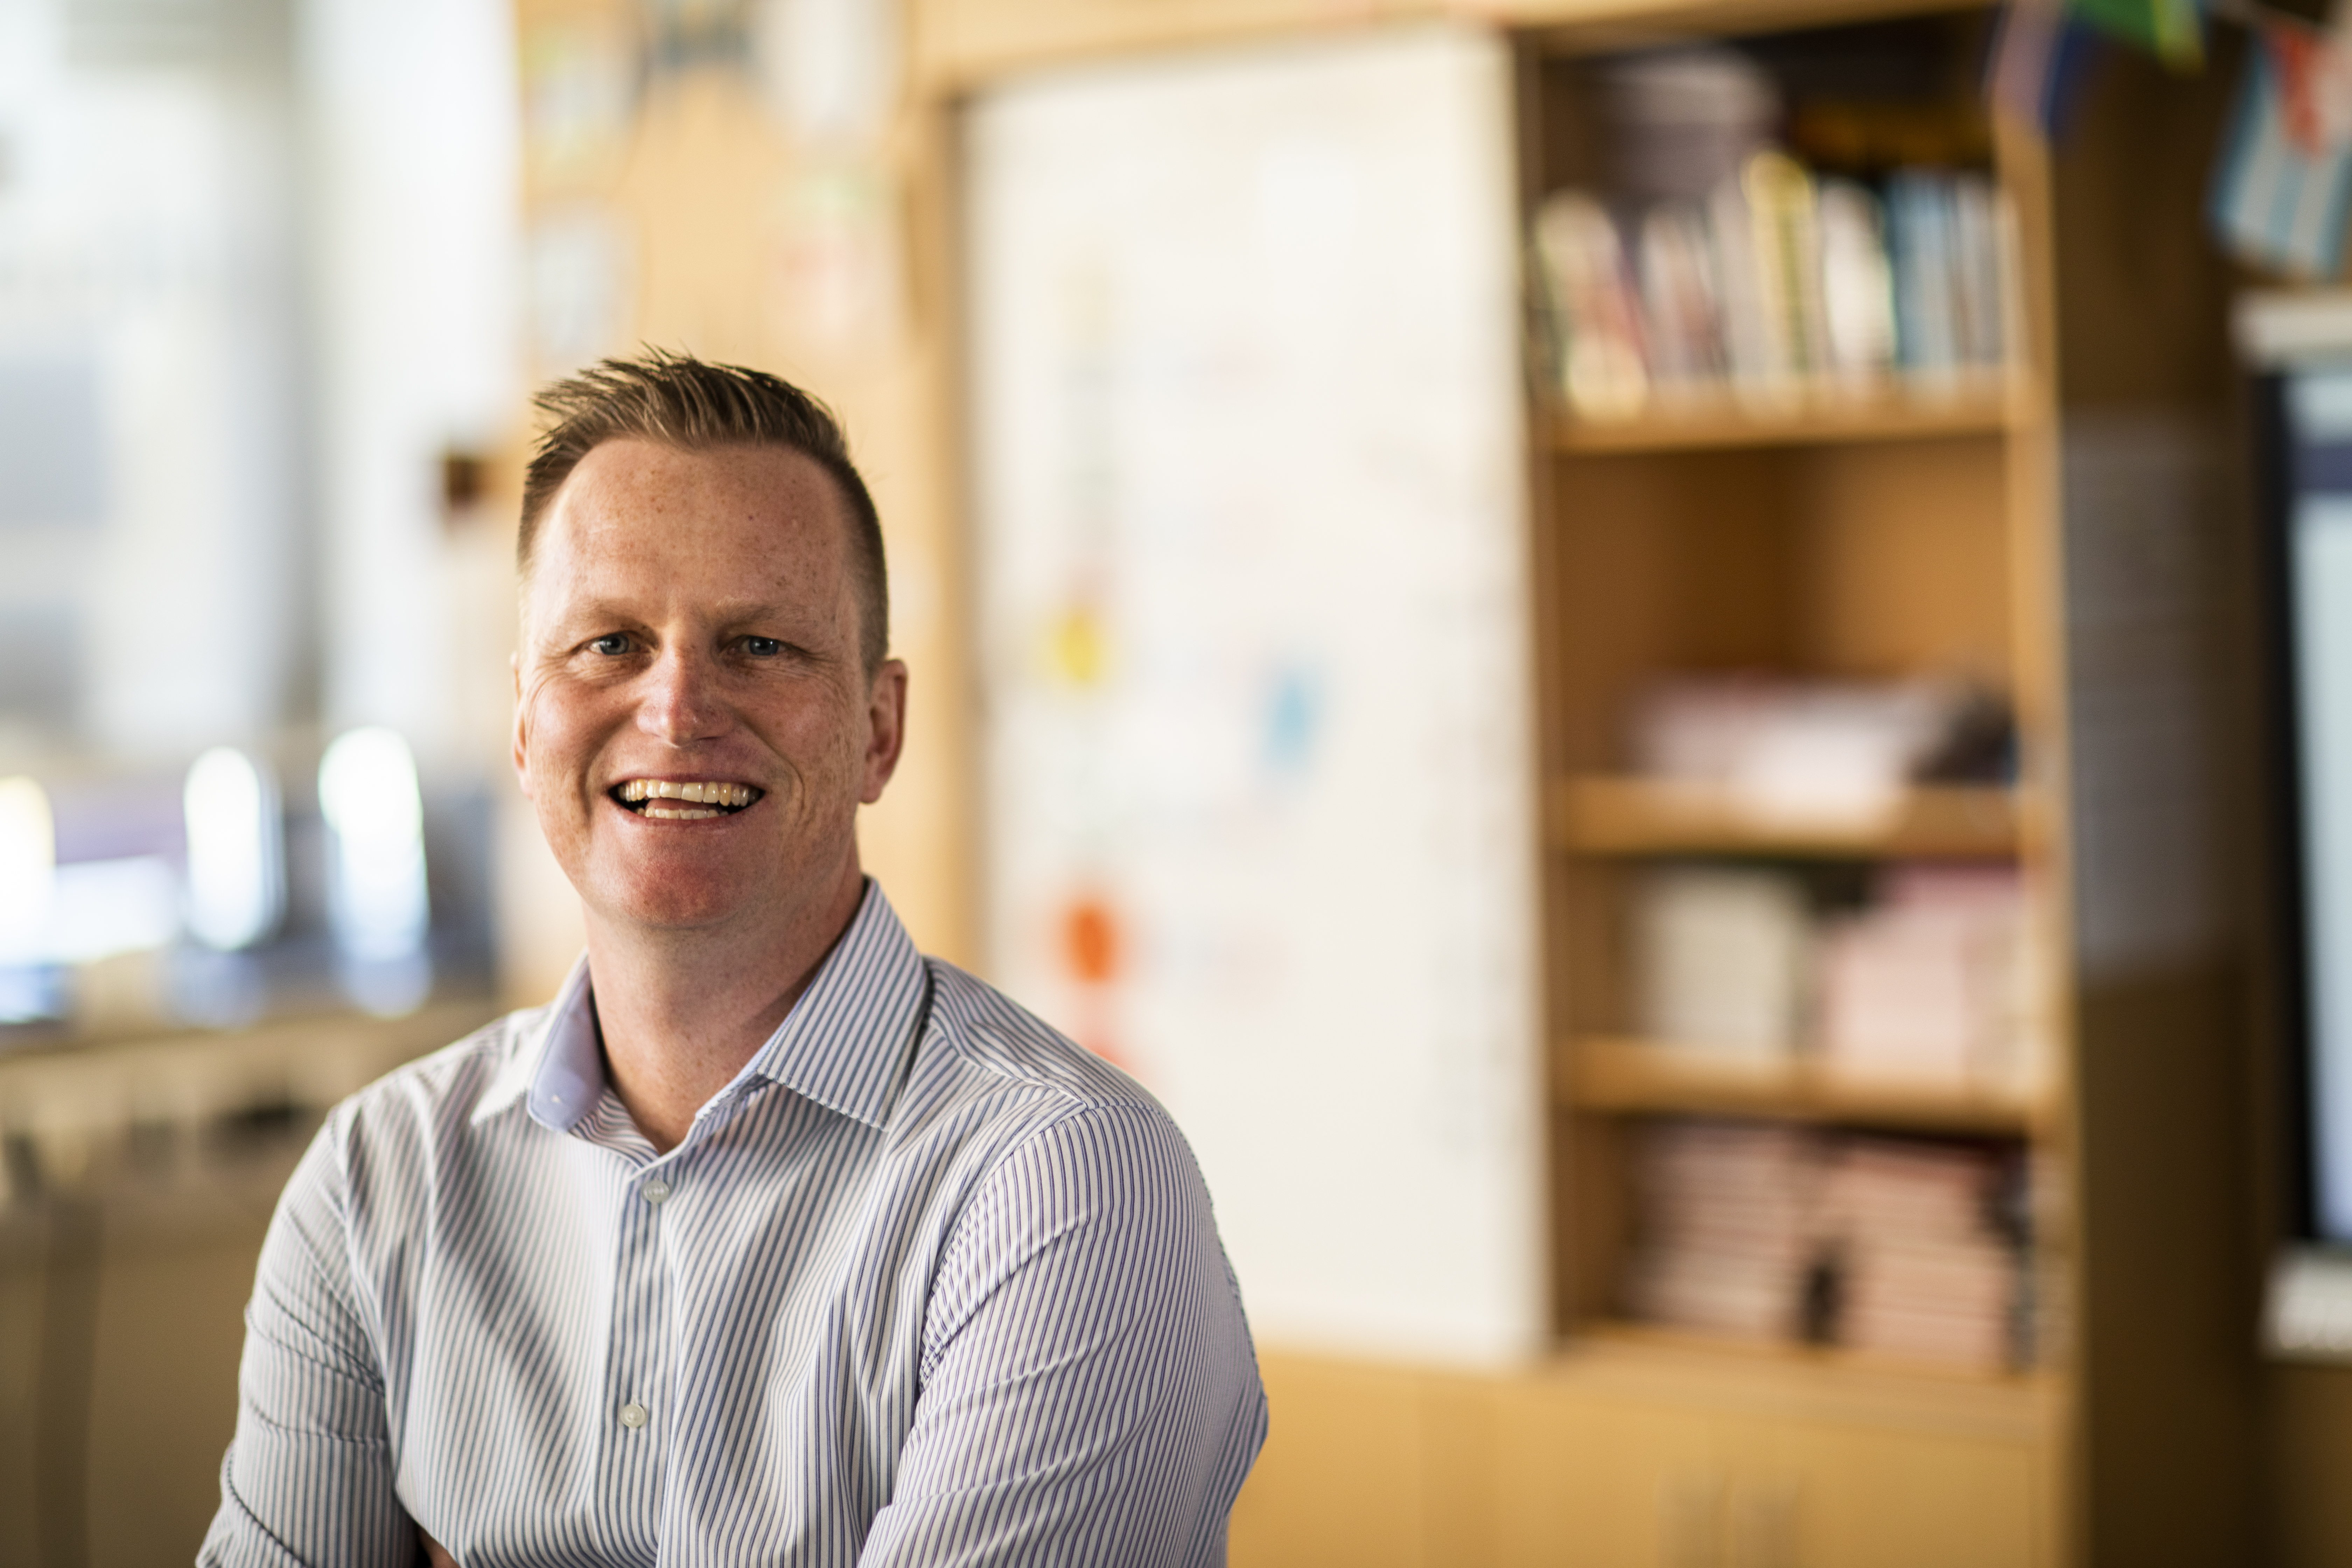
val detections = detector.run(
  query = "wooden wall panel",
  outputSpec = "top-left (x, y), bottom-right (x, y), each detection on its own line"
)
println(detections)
top-left (507, 0), bottom-right (975, 972)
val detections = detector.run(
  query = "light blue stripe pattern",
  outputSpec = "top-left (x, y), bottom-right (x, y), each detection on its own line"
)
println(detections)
top-left (199, 882), bottom-right (1267, 1567)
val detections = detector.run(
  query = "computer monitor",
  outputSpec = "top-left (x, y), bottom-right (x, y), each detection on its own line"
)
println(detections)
top-left (2244, 291), bottom-right (2352, 1356)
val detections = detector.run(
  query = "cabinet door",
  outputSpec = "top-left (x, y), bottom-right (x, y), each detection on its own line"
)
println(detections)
top-left (1483, 1386), bottom-right (2048, 1568)
top-left (1742, 1415), bottom-right (2048, 1568)
top-left (1484, 1384), bottom-right (1738, 1568)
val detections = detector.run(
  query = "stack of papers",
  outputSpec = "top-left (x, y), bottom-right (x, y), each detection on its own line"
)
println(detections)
top-left (1628, 676), bottom-right (2012, 827)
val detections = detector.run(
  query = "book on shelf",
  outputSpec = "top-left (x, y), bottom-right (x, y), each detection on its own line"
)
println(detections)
top-left (1632, 866), bottom-right (1813, 1057)
top-left (1531, 112), bottom-right (2022, 424)
top-left (1534, 191), bottom-right (1651, 422)
top-left (1626, 1119), bottom-right (1819, 1340)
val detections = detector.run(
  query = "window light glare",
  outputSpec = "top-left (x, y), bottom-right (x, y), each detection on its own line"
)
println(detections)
top-left (318, 727), bottom-right (430, 965)
top-left (0, 776), bottom-right (56, 967)
top-left (184, 747), bottom-right (284, 952)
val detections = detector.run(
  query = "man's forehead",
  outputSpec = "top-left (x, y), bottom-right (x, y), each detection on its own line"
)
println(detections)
top-left (564, 437), bottom-right (838, 509)
top-left (542, 441), bottom-right (845, 556)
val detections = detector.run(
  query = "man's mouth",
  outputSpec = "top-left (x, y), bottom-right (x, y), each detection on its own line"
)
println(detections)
top-left (611, 779), bottom-right (763, 820)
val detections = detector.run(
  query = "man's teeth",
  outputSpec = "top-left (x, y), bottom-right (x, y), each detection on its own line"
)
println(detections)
top-left (617, 779), bottom-right (757, 808)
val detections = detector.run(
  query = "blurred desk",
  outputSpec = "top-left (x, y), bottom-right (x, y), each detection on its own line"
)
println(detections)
top-left (0, 1000), bottom-right (499, 1568)
top-left (0, 1001), bottom-right (499, 1201)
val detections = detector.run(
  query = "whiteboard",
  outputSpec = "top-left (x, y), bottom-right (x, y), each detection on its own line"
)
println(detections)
top-left (965, 24), bottom-right (1542, 1364)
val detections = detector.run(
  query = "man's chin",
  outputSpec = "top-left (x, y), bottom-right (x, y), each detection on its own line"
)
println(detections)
top-left (569, 833), bottom-right (856, 940)
top-left (581, 865), bottom-right (774, 935)
top-left (616, 896), bottom-right (765, 935)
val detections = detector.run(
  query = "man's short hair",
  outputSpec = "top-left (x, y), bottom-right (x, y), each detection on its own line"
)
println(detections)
top-left (519, 350), bottom-right (889, 674)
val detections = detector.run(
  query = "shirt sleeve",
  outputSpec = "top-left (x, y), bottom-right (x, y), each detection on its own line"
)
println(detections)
top-left (856, 1101), bottom-right (1269, 1568)
top-left (197, 1117), bottom-right (417, 1568)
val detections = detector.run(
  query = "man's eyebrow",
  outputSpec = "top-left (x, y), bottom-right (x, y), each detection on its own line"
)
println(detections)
top-left (541, 597), bottom-right (828, 635)
top-left (546, 598), bottom-right (809, 626)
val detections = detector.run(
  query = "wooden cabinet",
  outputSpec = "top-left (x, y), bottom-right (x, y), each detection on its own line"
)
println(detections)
top-left (1235, 1347), bottom-right (2053, 1567)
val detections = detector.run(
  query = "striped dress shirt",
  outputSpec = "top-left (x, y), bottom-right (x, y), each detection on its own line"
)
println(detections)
top-left (199, 882), bottom-right (1267, 1567)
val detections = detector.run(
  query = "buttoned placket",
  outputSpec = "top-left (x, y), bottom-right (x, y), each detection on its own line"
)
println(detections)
top-left (597, 1140), bottom-right (679, 1567)
top-left (591, 1078), bottom-right (777, 1562)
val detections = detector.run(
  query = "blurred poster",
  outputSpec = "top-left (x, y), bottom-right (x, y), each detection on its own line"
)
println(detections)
top-left (966, 26), bottom-right (1542, 1364)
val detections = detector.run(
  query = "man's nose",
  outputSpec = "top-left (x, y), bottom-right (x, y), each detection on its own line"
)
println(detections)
top-left (637, 645), bottom-right (729, 744)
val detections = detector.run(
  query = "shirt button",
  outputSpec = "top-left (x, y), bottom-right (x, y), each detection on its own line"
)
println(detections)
top-left (620, 1401), bottom-right (649, 1429)
top-left (643, 1178), bottom-right (671, 1205)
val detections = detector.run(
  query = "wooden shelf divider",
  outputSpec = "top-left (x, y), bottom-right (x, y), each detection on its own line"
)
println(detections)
top-left (1548, 381), bottom-right (2036, 454)
top-left (1560, 1036), bottom-right (2047, 1135)
top-left (1548, 775), bottom-right (2022, 859)
top-left (1563, 1320), bottom-right (2056, 1407)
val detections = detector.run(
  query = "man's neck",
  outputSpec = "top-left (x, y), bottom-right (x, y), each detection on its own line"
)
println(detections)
top-left (583, 866), bottom-right (867, 1153)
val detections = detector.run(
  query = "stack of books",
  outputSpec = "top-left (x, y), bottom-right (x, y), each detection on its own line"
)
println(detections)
top-left (1818, 1137), bottom-right (2023, 1369)
top-left (1816, 865), bottom-right (2042, 1092)
top-left (1626, 1119), bottom-right (2027, 1369)
top-left (1626, 1119), bottom-right (1820, 1340)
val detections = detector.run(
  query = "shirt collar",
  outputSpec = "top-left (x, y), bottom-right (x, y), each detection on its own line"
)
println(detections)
top-left (740, 880), bottom-right (929, 1129)
top-left (474, 881), bottom-right (928, 1134)
top-left (471, 953), bottom-right (594, 1129)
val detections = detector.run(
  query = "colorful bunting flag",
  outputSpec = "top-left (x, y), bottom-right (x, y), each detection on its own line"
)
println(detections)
top-left (2211, 22), bottom-right (2352, 278)
top-left (2066, 0), bottom-right (2204, 68)
top-left (1988, 0), bottom-right (2107, 137)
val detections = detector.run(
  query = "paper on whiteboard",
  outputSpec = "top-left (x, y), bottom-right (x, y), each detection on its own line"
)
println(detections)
top-left (966, 25), bottom-right (1543, 1365)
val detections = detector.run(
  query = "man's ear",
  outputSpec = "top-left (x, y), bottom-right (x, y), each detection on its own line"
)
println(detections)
top-left (860, 658), bottom-right (909, 805)
top-left (511, 653), bottom-right (534, 797)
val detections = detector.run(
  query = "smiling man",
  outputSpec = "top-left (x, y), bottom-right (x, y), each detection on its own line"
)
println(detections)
top-left (200, 353), bottom-right (1267, 1568)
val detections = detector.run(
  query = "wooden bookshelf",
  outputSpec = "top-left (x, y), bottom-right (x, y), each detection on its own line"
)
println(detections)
top-left (1547, 382), bottom-right (2037, 454)
top-left (1562, 1036), bottom-right (2048, 1135)
top-left (1549, 775), bottom-right (2023, 858)
top-left (1520, 17), bottom-right (2087, 1565)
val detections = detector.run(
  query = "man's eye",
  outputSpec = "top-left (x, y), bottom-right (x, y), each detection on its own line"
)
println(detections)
top-left (743, 636), bottom-right (783, 657)
top-left (589, 634), bottom-right (631, 656)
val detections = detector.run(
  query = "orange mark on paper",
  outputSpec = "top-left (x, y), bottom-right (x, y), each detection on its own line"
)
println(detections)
top-left (1061, 897), bottom-right (1119, 983)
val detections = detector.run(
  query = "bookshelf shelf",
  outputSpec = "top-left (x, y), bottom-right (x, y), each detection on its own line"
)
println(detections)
top-left (1566, 1320), bottom-right (2052, 1406)
top-left (1548, 775), bottom-right (2022, 859)
top-left (1547, 383), bottom-right (2035, 454)
top-left (1562, 1036), bottom-right (2046, 1135)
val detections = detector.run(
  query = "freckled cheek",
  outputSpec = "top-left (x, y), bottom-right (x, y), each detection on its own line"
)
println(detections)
top-left (756, 702), bottom-right (865, 783)
top-left (519, 680), bottom-right (630, 803)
